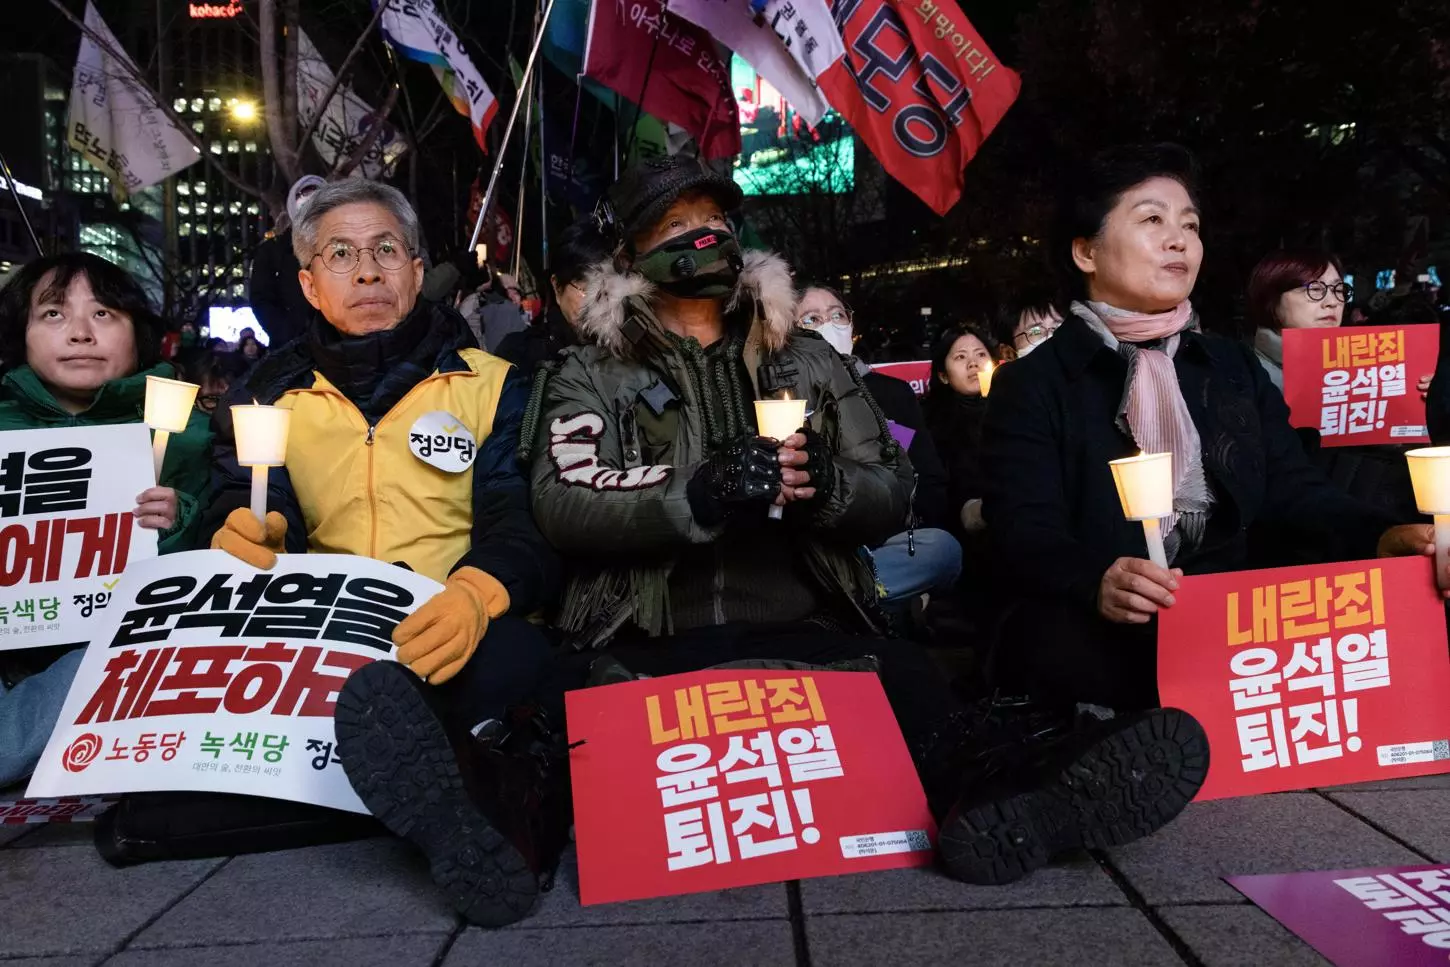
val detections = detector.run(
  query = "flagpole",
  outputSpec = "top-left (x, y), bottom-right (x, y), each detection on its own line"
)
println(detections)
top-left (513, 62), bottom-right (535, 281)
top-left (468, 0), bottom-right (559, 252)
top-left (0, 149), bottom-right (43, 256)
top-left (537, 60), bottom-right (549, 274)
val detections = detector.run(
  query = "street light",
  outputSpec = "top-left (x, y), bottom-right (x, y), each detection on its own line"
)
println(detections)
top-left (228, 98), bottom-right (258, 123)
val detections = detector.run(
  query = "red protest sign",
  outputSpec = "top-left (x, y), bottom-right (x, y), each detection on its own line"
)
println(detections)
top-left (870, 360), bottom-right (932, 396)
top-left (1281, 325), bottom-right (1438, 446)
top-left (566, 669), bottom-right (935, 905)
top-left (1158, 556), bottom-right (1450, 800)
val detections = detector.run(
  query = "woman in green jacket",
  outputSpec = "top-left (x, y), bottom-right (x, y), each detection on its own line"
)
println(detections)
top-left (0, 252), bottom-right (211, 787)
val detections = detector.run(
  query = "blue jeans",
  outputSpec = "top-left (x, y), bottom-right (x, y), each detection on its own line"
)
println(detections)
top-left (869, 528), bottom-right (963, 605)
top-left (0, 649), bottom-right (84, 787)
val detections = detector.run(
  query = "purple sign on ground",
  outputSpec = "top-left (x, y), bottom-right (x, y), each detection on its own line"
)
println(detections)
top-left (1229, 865), bottom-right (1450, 966)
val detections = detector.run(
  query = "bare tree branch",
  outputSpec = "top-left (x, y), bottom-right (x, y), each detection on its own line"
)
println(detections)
top-left (296, 0), bottom-right (398, 156)
top-left (331, 83), bottom-right (402, 178)
top-left (260, 0), bottom-right (301, 182)
top-left (44, 0), bottom-right (267, 202)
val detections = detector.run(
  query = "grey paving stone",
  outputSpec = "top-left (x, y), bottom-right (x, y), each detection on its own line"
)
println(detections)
top-left (132, 839), bottom-right (453, 948)
top-left (448, 922), bottom-right (796, 967)
top-left (1319, 773), bottom-right (1450, 792)
top-left (1107, 794), bottom-right (1423, 904)
top-left (0, 847), bottom-right (222, 958)
top-left (799, 858), bottom-right (1127, 914)
top-left (1158, 904), bottom-right (1329, 967)
top-left (806, 909), bottom-right (1181, 966)
top-left (0, 824), bottom-right (34, 846)
top-left (1326, 790), bottom-right (1450, 860)
top-left (106, 934), bottom-right (452, 967)
top-left (0, 958), bottom-right (99, 967)
top-left (8, 823), bottom-right (96, 848)
top-left (514, 846), bottom-right (788, 927)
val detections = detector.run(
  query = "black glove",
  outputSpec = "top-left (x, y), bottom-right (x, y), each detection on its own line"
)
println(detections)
top-left (788, 425), bottom-right (835, 509)
top-left (686, 435), bottom-right (782, 526)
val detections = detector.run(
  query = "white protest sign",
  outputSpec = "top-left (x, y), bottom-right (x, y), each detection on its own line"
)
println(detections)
top-left (0, 424), bottom-right (157, 653)
top-left (28, 550), bottom-right (443, 814)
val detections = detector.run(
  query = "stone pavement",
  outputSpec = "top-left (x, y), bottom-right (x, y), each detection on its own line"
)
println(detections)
top-left (3, 776), bottom-right (1447, 966)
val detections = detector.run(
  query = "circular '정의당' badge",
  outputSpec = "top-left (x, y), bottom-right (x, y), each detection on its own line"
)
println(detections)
top-left (408, 411), bottom-right (478, 473)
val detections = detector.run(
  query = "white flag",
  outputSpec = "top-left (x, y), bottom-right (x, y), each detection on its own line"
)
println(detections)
top-left (375, 0), bottom-right (498, 151)
top-left (296, 28), bottom-right (406, 179)
top-left (665, 0), bottom-right (844, 127)
top-left (67, 1), bottom-right (200, 199)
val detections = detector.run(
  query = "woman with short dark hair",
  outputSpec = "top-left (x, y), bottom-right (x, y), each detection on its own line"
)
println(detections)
top-left (0, 252), bottom-right (212, 787)
top-left (1246, 250), bottom-right (1350, 389)
top-left (494, 218), bottom-right (612, 370)
top-left (982, 143), bottom-right (1435, 713)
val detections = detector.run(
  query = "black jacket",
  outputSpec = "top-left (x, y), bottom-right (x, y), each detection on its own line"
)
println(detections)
top-left (495, 308), bottom-right (579, 375)
top-left (247, 231), bottom-right (313, 348)
top-left (982, 315), bottom-right (1398, 613)
top-left (861, 369), bottom-right (950, 529)
top-left (924, 391), bottom-right (988, 533)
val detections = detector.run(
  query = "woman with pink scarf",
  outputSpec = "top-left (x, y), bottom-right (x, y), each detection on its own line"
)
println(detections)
top-left (980, 144), bottom-right (1439, 712)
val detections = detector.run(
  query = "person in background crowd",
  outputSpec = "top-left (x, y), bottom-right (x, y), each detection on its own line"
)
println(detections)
top-left (248, 175), bottom-right (325, 348)
top-left (202, 179), bottom-right (563, 927)
top-left (795, 285), bottom-right (960, 612)
top-left (459, 268), bottom-right (529, 353)
top-left (194, 351), bottom-right (249, 415)
top-left (925, 324), bottom-right (997, 540)
top-left (0, 252), bottom-right (211, 788)
top-left (237, 333), bottom-right (264, 361)
top-left (995, 295), bottom-right (1062, 361)
top-left (1247, 250), bottom-right (1353, 390)
top-left (1247, 251), bottom-right (1428, 525)
top-left (495, 219), bottom-right (611, 371)
top-left (983, 143), bottom-right (1440, 719)
top-left (528, 156), bottom-right (1202, 890)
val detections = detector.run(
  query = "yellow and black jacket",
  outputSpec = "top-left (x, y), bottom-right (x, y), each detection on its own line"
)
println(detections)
top-left (204, 300), bottom-right (559, 613)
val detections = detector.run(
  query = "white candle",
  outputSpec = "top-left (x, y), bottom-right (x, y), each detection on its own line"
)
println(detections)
top-left (232, 404), bottom-right (292, 523)
top-left (144, 375), bottom-right (199, 480)
top-left (755, 398), bottom-right (808, 521)
top-left (1109, 452), bottom-right (1174, 569)
top-left (977, 360), bottom-right (995, 398)
top-left (1406, 447), bottom-right (1450, 587)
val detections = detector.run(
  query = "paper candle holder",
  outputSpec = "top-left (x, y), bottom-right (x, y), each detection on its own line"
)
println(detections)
top-left (755, 399), bottom-right (808, 521)
top-left (144, 375), bottom-right (200, 480)
top-left (1110, 452), bottom-right (1173, 569)
top-left (232, 404), bottom-right (292, 467)
top-left (1407, 447), bottom-right (1450, 589)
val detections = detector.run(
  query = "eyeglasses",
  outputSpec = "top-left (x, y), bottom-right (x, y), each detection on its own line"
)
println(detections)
top-left (1016, 320), bottom-right (1059, 344)
top-left (1303, 281), bottom-right (1353, 303)
top-left (310, 238), bottom-right (413, 275)
top-left (800, 308), bottom-right (851, 328)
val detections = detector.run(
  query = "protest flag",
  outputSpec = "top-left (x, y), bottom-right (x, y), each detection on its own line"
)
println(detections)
top-left (374, 0), bottom-right (499, 152)
top-left (67, 1), bottom-right (201, 201)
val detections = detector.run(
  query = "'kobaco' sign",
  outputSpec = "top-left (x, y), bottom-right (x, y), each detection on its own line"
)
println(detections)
top-left (28, 550), bottom-right (442, 813)
top-left (0, 424), bottom-right (157, 652)
top-left (567, 669), bottom-right (936, 905)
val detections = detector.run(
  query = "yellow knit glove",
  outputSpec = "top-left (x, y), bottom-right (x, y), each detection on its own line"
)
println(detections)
top-left (393, 567), bottom-right (510, 685)
top-left (211, 508), bottom-right (288, 570)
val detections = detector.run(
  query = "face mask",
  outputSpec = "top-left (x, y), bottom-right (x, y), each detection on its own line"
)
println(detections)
top-left (635, 226), bottom-right (744, 299)
top-left (1015, 340), bottom-right (1038, 358)
top-left (816, 322), bottom-right (854, 355)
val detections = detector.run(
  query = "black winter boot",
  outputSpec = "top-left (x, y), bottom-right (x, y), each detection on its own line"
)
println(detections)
top-left (334, 661), bottom-right (571, 927)
top-left (925, 702), bottom-right (1208, 886)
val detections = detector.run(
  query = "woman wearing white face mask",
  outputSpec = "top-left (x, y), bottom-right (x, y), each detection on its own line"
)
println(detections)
top-left (795, 286), bottom-right (961, 614)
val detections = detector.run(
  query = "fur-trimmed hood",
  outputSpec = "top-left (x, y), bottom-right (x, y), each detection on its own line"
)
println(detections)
top-left (574, 249), bottom-right (798, 360)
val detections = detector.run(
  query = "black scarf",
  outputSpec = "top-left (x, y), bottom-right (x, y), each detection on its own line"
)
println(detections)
top-left (307, 298), bottom-right (474, 424)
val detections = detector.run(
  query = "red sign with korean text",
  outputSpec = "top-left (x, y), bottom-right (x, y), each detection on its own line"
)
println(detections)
top-left (1281, 325), bottom-right (1438, 446)
top-left (567, 670), bottom-right (935, 905)
top-left (1158, 557), bottom-right (1450, 800)
top-left (870, 360), bottom-right (931, 396)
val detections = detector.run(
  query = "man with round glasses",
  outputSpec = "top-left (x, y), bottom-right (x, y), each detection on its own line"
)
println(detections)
top-left (202, 178), bottom-right (566, 927)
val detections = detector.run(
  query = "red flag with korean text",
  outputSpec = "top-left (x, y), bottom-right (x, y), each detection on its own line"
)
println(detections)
top-left (1281, 324), bottom-right (1437, 447)
top-left (815, 0), bottom-right (1020, 214)
top-left (1157, 557), bottom-right (1450, 801)
top-left (582, 0), bottom-right (741, 160)
top-left (567, 670), bottom-right (936, 905)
